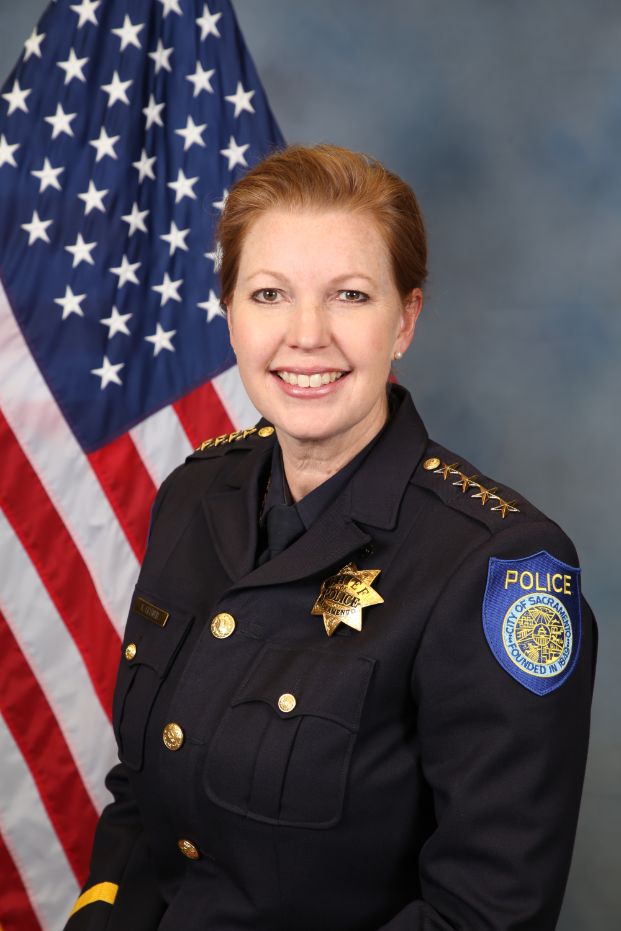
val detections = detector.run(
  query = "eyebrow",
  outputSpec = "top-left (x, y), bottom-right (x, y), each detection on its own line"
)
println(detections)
top-left (245, 270), bottom-right (377, 285)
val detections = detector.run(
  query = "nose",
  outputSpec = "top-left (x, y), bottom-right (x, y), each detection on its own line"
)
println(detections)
top-left (286, 300), bottom-right (330, 350)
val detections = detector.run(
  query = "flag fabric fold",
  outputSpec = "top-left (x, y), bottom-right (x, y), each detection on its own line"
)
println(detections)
top-left (0, 1), bottom-right (284, 926)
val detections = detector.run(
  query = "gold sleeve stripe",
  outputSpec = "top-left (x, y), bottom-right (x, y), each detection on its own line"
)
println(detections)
top-left (69, 881), bottom-right (118, 917)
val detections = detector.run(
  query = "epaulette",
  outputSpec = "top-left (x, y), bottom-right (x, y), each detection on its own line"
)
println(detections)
top-left (414, 447), bottom-right (522, 522)
top-left (190, 424), bottom-right (275, 456)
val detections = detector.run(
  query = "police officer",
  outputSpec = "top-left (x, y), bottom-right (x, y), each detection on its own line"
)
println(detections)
top-left (65, 145), bottom-right (596, 930)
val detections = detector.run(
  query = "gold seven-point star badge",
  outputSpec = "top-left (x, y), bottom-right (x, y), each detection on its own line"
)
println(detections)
top-left (311, 562), bottom-right (384, 636)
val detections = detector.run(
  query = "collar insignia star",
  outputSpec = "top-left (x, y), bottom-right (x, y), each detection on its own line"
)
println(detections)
top-left (311, 562), bottom-right (384, 637)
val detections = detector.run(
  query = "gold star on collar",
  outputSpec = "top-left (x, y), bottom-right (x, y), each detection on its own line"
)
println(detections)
top-left (311, 562), bottom-right (384, 637)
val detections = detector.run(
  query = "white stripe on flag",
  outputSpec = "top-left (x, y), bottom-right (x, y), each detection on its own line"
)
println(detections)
top-left (212, 365), bottom-right (260, 429)
top-left (0, 712), bottom-right (79, 931)
top-left (130, 404), bottom-right (193, 489)
top-left (0, 509), bottom-right (117, 813)
top-left (0, 282), bottom-right (139, 631)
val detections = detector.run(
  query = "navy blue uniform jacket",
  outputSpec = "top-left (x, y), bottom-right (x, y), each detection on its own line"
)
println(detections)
top-left (65, 385), bottom-right (596, 930)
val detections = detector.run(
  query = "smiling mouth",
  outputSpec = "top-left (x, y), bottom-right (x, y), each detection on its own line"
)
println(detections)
top-left (275, 370), bottom-right (348, 387)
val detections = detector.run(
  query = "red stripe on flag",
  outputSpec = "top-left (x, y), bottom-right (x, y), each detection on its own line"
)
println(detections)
top-left (173, 380), bottom-right (235, 448)
top-left (88, 433), bottom-right (157, 562)
top-left (0, 613), bottom-right (98, 885)
top-left (0, 411), bottom-right (120, 717)
top-left (0, 828), bottom-right (42, 931)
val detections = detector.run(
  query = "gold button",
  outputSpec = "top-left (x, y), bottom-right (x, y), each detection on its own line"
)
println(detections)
top-left (278, 693), bottom-right (296, 713)
top-left (177, 838), bottom-right (200, 860)
top-left (162, 722), bottom-right (184, 751)
top-left (124, 642), bottom-right (137, 661)
top-left (258, 426), bottom-right (275, 438)
top-left (423, 457), bottom-right (441, 471)
top-left (211, 612), bottom-right (236, 639)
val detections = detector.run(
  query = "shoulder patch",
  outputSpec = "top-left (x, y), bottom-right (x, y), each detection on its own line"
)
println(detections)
top-left (482, 550), bottom-right (581, 695)
top-left (422, 456), bottom-right (519, 518)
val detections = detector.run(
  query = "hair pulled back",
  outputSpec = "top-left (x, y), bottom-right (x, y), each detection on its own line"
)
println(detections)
top-left (216, 143), bottom-right (427, 305)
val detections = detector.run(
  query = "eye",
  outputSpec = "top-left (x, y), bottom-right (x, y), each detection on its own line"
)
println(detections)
top-left (252, 288), bottom-right (281, 304)
top-left (337, 289), bottom-right (368, 303)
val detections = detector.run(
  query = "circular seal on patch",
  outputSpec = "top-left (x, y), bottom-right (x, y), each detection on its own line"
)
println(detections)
top-left (502, 595), bottom-right (573, 679)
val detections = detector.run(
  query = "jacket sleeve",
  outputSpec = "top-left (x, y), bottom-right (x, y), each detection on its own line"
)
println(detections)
top-left (377, 519), bottom-right (596, 931)
top-left (62, 763), bottom-right (166, 930)
top-left (63, 474), bottom-right (178, 930)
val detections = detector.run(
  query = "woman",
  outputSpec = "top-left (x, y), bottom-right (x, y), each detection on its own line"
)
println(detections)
top-left (66, 145), bottom-right (596, 930)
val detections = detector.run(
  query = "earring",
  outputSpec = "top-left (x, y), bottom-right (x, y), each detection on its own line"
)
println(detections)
top-left (393, 351), bottom-right (403, 361)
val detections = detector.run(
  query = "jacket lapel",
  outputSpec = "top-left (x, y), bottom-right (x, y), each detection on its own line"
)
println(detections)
top-left (211, 386), bottom-right (429, 592)
top-left (201, 441), bottom-right (272, 583)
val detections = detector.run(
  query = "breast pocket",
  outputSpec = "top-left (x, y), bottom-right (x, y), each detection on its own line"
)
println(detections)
top-left (203, 643), bottom-right (375, 828)
top-left (112, 589), bottom-right (194, 771)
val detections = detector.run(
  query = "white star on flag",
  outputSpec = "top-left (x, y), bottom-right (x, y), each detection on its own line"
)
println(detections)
top-left (65, 233), bottom-right (97, 267)
top-left (70, 0), bottom-right (100, 29)
top-left (168, 168), bottom-right (198, 203)
top-left (175, 115), bottom-right (207, 151)
top-left (161, 220), bottom-right (189, 255)
top-left (132, 148), bottom-right (156, 182)
top-left (152, 271), bottom-right (183, 305)
top-left (149, 40), bottom-right (173, 74)
top-left (45, 103), bottom-right (77, 139)
top-left (158, 0), bottom-right (183, 18)
top-left (24, 27), bottom-right (46, 61)
top-left (0, 134), bottom-right (19, 167)
top-left (196, 3), bottom-right (222, 40)
top-left (111, 15), bottom-right (145, 51)
top-left (186, 62), bottom-right (215, 96)
top-left (205, 242), bottom-right (223, 270)
top-left (100, 306), bottom-right (132, 337)
top-left (225, 82), bottom-right (255, 118)
top-left (101, 72), bottom-right (133, 107)
top-left (212, 189), bottom-right (228, 212)
top-left (21, 210), bottom-right (53, 245)
top-left (91, 355), bottom-right (124, 389)
top-left (110, 255), bottom-right (141, 287)
top-left (54, 285), bottom-right (86, 319)
top-left (145, 323), bottom-right (177, 356)
top-left (89, 126), bottom-right (120, 161)
top-left (57, 49), bottom-right (89, 85)
top-left (220, 135), bottom-right (249, 170)
top-left (143, 94), bottom-right (165, 129)
top-left (121, 202), bottom-right (149, 236)
top-left (198, 290), bottom-right (224, 322)
top-left (78, 180), bottom-right (108, 214)
top-left (31, 158), bottom-right (64, 192)
top-left (2, 80), bottom-right (32, 116)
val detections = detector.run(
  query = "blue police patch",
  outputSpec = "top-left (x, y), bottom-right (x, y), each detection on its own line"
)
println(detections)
top-left (483, 550), bottom-right (581, 695)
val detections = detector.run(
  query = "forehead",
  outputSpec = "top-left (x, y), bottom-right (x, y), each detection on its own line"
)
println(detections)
top-left (237, 208), bottom-right (392, 281)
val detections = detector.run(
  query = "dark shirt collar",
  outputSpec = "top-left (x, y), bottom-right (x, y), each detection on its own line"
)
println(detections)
top-left (258, 389), bottom-right (397, 563)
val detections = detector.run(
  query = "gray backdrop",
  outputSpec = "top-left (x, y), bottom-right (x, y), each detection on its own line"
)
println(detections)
top-left (1, 2), bottom-right (618, 928)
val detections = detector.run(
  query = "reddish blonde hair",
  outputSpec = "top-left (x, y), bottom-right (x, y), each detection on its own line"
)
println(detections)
top-left (216, 143), bottom-right (427, 305)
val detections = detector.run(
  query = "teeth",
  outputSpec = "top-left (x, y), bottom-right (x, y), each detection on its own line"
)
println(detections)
top-left (277, 370), bottom-right (344, 387)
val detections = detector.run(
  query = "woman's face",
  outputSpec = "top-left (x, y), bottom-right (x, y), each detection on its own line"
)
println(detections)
top-left (227, 208), bottom-right (422, 449)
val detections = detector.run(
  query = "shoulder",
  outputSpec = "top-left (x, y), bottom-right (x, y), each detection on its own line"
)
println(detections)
top-left (411, 439), bottom-right (557, 535)
top-left (149, 422), bottom-right (275, 523)
top-left (408, 437), bottom-right (583, 577)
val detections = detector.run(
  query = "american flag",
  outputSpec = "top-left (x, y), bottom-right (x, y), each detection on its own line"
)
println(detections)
top-left (0, 0), bottom-right (284, 927)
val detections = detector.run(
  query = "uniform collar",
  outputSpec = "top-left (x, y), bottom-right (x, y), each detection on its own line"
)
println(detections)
top-left (201, 384), bottom-right (428, 586)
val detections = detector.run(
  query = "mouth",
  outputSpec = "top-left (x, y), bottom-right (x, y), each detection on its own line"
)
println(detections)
top-left (275, 370), bottom-right (348, 388)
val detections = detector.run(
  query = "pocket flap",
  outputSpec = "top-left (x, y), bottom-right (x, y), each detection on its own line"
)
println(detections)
top-left (231, 644), bottom-right (375, 732)
top-left (122, 589), bottom-right (194, 677)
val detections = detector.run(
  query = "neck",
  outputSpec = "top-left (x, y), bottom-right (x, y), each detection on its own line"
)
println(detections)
top-left (277, 394), bottom-right (388, 502)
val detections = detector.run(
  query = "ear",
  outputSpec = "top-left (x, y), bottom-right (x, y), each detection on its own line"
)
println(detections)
top-left (224, 301), bottom-right (235, 350)
top-left (395, 288), bottom-right (423, 354)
